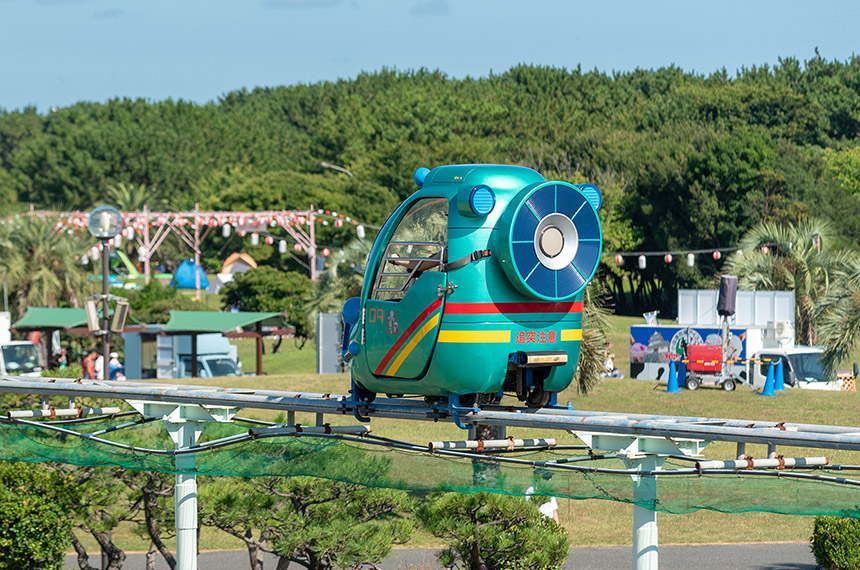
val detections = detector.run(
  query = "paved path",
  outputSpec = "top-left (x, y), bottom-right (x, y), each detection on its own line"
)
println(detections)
top-left (65, 542), bottom-right (816, 569)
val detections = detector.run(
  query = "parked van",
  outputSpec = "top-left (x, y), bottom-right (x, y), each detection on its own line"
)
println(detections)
top-left (0, 313), bottom-right (43, 377)
top-left (124, 325), bottom-right (241, 379)
top-left (749, 346), bottom-right (841, 391)
top-left (0, 340), bottom-right (44, 377)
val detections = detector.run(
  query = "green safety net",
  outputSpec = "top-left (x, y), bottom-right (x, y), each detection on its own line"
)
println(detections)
top-left (1, 419), bottom-right (860, 519)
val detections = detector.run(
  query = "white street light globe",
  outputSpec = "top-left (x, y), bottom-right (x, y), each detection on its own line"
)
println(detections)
top-left (88, 205), bottom-right (123, 239)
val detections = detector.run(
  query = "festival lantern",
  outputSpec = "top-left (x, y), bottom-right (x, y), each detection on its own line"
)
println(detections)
top-left (279, 240), bottom-right (287, 254)
top-left (615, 254), bottom-right (623, 264)
top-left (222, 224), bottom-right (231, 238)
top-left (322, 248), bottom-right (331, 257)
top-left (638, 255), bottom-right (646, 269)
top-left (736, 249), bottom-right (744, 257)
top-left (238, 230), bottom-right (247, 237)
top-left (357, 225), bottom-right (366, 239)
top-left (664, 253), bottom-right (673, 263)
top-left (294, 243), bottom-right (302, 253)
top-left (713, 250), bottom-right (721, 260)
top-left (335, 218), bottom-right (344, 228)
top-left (251, 232), bottom-right (260, 246)
top-left (114, 235), bottom-right (122, 248)
top-left (91, 246), bottom-right (99, 258)
top-left (762, 245), bottom-right (769, 254)
top-left (265, 235), bottom-right (274, 245)
top-left (687, 253), bottom-right (695, 267)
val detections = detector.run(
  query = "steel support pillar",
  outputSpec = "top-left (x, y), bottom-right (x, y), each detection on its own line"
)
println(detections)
top-left (574, 432), bottom-right (709, 570)
top-left (172, 421), bottom-right (203, 570)
top-left (128, 401), bottom-right (240, 570)
top-left (631, 455), bottom-right (661, 570)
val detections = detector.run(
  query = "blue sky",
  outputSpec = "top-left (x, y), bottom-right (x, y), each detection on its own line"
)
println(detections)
top-left (1, 0), bottom-right (858, 112)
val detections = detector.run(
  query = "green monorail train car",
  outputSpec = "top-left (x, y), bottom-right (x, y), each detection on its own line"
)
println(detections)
top-left (342, 164), bottom-right (602, 409)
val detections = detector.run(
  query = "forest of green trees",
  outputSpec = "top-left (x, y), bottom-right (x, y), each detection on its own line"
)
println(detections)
top-left (3, 54), bottom-right (860, 314)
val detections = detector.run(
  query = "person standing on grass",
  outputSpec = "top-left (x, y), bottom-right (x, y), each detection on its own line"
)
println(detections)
top-left (526, 483), bottom-right (560, 524)
top-left (82, 349), bottom-right (97, 379)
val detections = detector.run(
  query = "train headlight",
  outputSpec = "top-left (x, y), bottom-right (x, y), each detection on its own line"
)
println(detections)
top-left (457, 184), bottom-right (496, 217)
top-left (577, 183), bottom-right (602, 211)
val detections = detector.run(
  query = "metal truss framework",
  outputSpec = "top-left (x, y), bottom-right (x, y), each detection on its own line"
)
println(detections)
top-left (54, 205), bottom-right (320, 293)
top-left (3, 375), bottom-right (860, 570)
top-left (32, 204), bottom-right (370, 293)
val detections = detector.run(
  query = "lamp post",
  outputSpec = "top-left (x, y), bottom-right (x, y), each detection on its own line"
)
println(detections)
top-left (88, 206), bottom-right (123, 381)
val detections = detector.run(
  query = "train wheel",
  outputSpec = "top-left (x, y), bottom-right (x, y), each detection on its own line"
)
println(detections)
top-left (458, 393), bottom-right (479, 407)
top-left (525, 383), bottom-right (551, 408)
top-left (722, 378), bottom-right (736, 391)
top-left (354, 382), bottom-right (376, 403)
top-left (685, 377), bottom-right (700, 391)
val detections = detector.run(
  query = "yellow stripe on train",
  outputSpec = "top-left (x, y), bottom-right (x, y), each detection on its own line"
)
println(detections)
top-left (386, 314), bottom-right (441, 376)
top-left (437, 330), bottom-right (511, 343)
top-left (561, 329), bottom-right (582, 341)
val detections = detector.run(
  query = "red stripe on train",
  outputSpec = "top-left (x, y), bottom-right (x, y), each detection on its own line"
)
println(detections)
top-left (374, 296), bottom-right (444, 375)
top-left (443, 301), bottom-right (583, 315)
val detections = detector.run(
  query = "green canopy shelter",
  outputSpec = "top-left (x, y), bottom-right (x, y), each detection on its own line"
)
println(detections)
top-left (162, 311), bottom-right (288, 377)
top-left (12, 307), bottom-right (88, 331)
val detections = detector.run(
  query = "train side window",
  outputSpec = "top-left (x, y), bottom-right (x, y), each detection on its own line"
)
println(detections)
top-left (372, 198), bottom-right (447, 300)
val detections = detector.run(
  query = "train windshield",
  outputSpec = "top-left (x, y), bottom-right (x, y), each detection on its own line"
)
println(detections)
top-left (373, 198), bottom-right (447, 300)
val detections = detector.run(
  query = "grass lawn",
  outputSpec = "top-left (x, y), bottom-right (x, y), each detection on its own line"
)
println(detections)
top-left (72, 315), bottom-right (860, 553)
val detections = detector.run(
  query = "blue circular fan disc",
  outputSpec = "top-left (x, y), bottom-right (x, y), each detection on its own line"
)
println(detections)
top-left (525, 185), bottom-right (556, 219)
top-left (555, 264), bottom-right (587, 298)
top-left (501, 181), bottom-right (602, 301)
top-left (556, 187), bottom-right (587, 219)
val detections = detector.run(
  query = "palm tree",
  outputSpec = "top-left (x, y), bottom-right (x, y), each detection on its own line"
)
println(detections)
top-left (105, 183), bottom-right (166, 212)
top-left (813, 256), bottom-right (860, 368)
top-left (0, 216), bottom-right (94, 366)
top-left (0, 216), bottom-right (93, 313)
top-left (724, 218), bottom-right (845, 346)
top-left (574, 280), bottom-right (611, 395)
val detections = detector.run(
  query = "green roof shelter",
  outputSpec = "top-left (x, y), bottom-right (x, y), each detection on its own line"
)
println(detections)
top-left (12, 307), bottom-right (88, 331)
top-left (162, 311), bottom-right (288, 377)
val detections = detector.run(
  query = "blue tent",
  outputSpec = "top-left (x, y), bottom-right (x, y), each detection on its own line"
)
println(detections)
top-left (172, 259), bottom-right (209, 289)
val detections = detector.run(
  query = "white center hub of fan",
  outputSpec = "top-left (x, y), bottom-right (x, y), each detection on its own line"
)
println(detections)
top-left (534, 213), bottom-right (578, 270)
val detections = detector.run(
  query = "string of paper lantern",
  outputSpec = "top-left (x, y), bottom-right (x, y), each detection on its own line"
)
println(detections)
top-left (608, 244), bottom-right (775, 269)
top-left (29, 208), bottom-right (378, 243)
